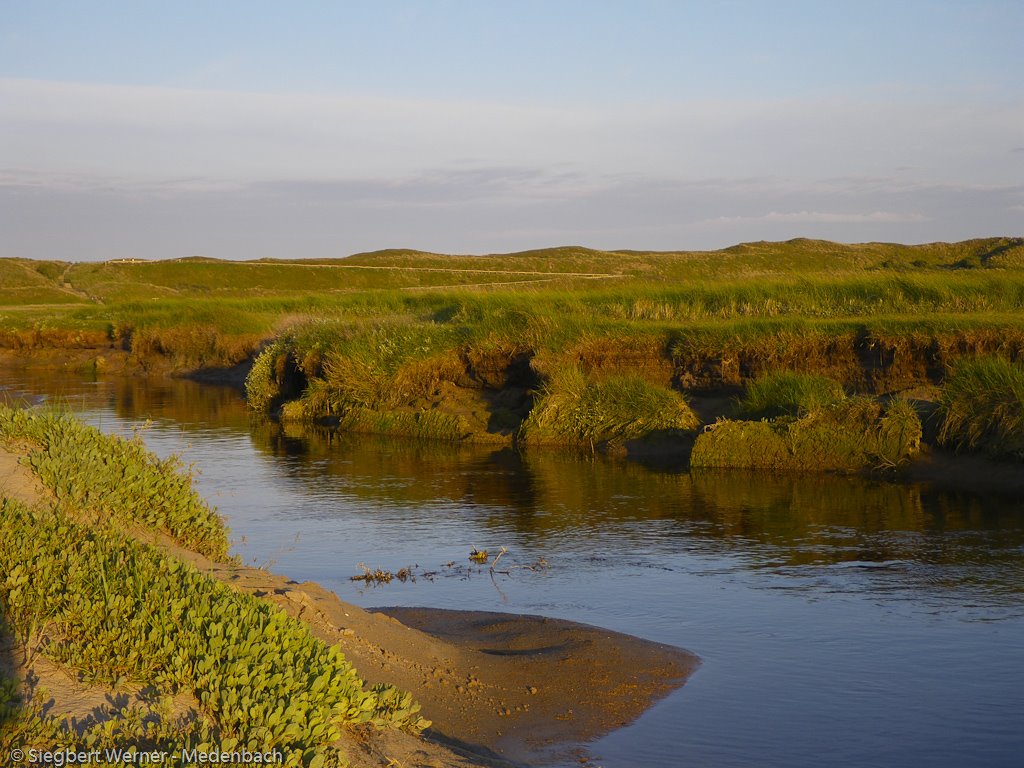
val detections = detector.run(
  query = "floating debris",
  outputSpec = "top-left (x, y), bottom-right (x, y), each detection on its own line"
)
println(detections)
top-left (350, 562), bottom-right (418, 585)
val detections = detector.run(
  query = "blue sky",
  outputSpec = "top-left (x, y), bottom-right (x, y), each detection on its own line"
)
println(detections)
top-left (2, 1), bottom-right (1022, 259)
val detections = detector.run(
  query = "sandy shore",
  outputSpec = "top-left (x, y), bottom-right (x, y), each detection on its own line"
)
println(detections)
top-left (0, 445), bottom-right (699, 767)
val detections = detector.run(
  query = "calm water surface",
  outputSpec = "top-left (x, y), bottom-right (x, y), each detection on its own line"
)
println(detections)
top-left (3, 370), bottom-right (1024, 768)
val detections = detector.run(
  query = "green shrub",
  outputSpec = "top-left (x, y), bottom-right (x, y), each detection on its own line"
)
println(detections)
top-left (741, 371), bottom-right (846, 418)
top-left (691, 398), bottom-right (921, 472)
top-left (938, 357), bottom-right (1024, 458)
top-left (520, 368), bottom-right (699, 447)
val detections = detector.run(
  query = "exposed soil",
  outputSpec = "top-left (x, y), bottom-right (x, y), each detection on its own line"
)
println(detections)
top-left (0, 444), bottom-right (699, 767)
top-left (904, 446), bottom-right (1024, 496)
top-left (0, 348), bottom-right (252, 385)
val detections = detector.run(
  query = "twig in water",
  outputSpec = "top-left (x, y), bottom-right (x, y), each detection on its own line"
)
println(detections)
top-left (489, 546), bottom-right (509, 571)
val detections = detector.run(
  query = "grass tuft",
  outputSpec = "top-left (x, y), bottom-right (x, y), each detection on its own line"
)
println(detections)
top-left (938, 357), bottom-right (1024, 458)
top-left (740, 371), bottom-right (846, 418)
top-left (691, 398), bottom-right (921, 472)
top-left (520, 368), bottom-right (699, 448)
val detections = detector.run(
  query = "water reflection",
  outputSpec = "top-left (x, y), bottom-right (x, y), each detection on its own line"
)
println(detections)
top-left (228, 419), bottom-right (1024, 605)
top-left (4, 369), bottom-right (1024, 768)
top-left (3, 369), bottom-right (1024, 610)
top-left (0, 365), bottom-right (251, 430)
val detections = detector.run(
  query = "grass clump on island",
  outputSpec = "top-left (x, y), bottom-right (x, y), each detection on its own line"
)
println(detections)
top-left (520, 367), bottom-right (699, 449)
top-left (246, 323), bottom-right (485, 442)
top-left (247, 321), bottom-right (471, 417)
top-left (938, 356), bottom-right (1024, 459)
top-left (739, 371), bottom-right (847, 418)
top-left (246, 322), bottom-right (701, 449)
top-left (691, 372), bottom-right (922, 472)
top-left (0, 406), bottom-right (231, 560)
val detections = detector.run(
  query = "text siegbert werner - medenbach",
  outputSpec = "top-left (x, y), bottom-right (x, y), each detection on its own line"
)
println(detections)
top-left (22, 747), bottom-right (285, 765)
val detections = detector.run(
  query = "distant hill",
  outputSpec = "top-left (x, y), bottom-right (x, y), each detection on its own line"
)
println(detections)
top-left (3, 237), bottom-right (1023, 306)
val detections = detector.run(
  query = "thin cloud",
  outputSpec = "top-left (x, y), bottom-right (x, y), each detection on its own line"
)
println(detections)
top-left (3, 78), bottom-right (1024, 187)
top-left (708, 210), bottom-right (929, 224)
top-left (765, 211), bottom-right (929, 223)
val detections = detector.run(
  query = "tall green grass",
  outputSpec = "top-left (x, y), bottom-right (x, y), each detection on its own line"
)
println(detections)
top-left (938, 357), bottom-right (1024, 458)
top-left (692, 398), bottom-right (922, 472)
top-left (741, 371), bottom-right (846, 418)
top-left (520, 368), bottom-right (699, 448)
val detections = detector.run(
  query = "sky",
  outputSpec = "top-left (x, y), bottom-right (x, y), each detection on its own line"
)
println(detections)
top-left (2, 0), bottom-right (1023, 261)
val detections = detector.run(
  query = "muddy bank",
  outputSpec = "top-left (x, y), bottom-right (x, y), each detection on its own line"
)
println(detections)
top-left (0, 348), bottom-right (252, 387)
top-left (374, 608), bottom-right (697, 763)
top-left (904, 447), bottom-right (1024, 497)
top-left (0, 443), bottom-right (698, 766)
top-left (151, 537), bottom-right (699, 766)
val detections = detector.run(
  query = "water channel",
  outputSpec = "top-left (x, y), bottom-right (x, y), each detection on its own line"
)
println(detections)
top-left (3, 369), bottom-right (1023, 767)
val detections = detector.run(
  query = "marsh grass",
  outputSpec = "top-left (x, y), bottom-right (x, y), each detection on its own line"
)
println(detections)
top-left (938, 357), bottom-right (1024, 458)
top-left (520, 368), bottom-right (699, 448)
top-left (10, 241), bottom-right (1024, 448)
top-left (691, 398), bottom-right (921, 472)
top-left (741, 371), bottom-right (846, 418)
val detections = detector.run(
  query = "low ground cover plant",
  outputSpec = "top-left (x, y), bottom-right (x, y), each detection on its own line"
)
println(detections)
top-left (0, 496), bottom-right (427, 765)
top-left (0, 406), bottom-right (231, 559)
